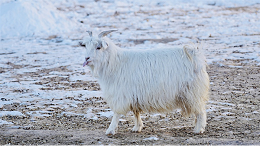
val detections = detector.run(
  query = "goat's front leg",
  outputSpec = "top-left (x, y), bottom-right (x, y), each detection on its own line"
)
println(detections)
top-left (106, 112), bottom-right (120, 135)
top-left (132, 111), bottom-right (143, 132)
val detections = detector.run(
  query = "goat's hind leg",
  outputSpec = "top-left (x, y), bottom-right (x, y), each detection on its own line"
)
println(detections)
top-left (106, 113), bottom-right (120, 135)
top-left (194, 109), bottom-right (206, 133)
top-left (132, 111), bottom-right (143, 132)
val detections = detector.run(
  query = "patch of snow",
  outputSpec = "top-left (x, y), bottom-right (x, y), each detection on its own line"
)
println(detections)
top-left (27, 111), bottom-right (52, 118)
top-left (218, 102), bottom-right (235, 106)
top-left (69, 72), bottom-right (97, 82)
top-left (0, 111), bottom-right (25, 117)
top-left (119, 119), bottom-right (127, 122)
top-left (0, 101), bottom-right (13, 108)
top-left (0, 119), bottom-right (13, 125)
top-left (97, 111), bottom-right (114, 118)
top-left (84, 108), bottom-right (98, 120)
top-left (143, 136), bottom-right (159, 141)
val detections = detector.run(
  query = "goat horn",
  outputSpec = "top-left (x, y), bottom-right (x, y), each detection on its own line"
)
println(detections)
top-left (86, 31), bottom-right (92, 37)
top-left (98, 30), bottom-right (117, 38)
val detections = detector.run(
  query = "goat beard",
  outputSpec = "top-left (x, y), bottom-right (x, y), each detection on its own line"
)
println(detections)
top-left (86, 63), bottom-right (99, 77)
top-left (92, 62), bottom-right (106, 78)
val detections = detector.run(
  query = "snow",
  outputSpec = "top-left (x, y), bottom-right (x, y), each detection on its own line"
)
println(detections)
top-left (143, 136), bottom-right (159, 141)
top-left (0, 119), bottom-right (13, 125)
top-left (114, 0), bottom-right (260, 7)
top-left (0, 0), bottom-right (80, 39)
top-left (98, 111), bottom-right (114, 118)
top-left (0, 0), bottom-right (260, 123)
top-left (0, 111), bottom-right (25, 117)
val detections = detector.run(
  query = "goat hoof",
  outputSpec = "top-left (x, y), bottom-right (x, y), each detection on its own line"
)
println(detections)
top-left (132, 126), bottom-right (142, 133)
top-left (194, 128), bottom-right (205, 134)
top-left (106, 133), bottom-right (114, 138)
top-left (106, 129), bottom-right (116, 136)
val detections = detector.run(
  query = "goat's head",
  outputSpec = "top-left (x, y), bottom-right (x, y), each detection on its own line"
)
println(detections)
top-left (80, 30), bottom-right (117, 68)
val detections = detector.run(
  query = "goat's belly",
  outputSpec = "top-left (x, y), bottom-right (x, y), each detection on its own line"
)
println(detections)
top-left (131, 95), bottom-right (178, 113)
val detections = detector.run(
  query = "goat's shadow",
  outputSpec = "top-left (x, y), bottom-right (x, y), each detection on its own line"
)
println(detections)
top-left (107, 126), bottom-right (208, 139)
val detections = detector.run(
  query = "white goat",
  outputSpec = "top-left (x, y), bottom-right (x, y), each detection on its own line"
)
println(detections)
top-left (81, 30), bottom-right (209, 135)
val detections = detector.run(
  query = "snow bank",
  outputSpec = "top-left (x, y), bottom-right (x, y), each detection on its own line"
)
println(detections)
top-left (0, 0), bottom-right (78, 39)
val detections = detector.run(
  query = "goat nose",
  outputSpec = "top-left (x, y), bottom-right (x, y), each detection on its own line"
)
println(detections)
top-left (86, 57), bottom-right (90, 61)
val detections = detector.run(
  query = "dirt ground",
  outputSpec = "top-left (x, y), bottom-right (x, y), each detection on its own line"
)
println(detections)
top-left (0, 59), bottom-right (259, 145)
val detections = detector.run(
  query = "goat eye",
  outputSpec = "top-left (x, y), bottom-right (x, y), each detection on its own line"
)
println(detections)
top-left (96, 47), bottom-right (101, 50)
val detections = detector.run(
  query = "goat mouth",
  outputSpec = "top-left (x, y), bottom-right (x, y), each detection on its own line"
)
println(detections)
top-left (83, 61), bottom-right (91, 67)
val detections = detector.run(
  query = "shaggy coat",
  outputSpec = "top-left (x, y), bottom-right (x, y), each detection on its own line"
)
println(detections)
top-left (83, 34), bottom-right (209, 135)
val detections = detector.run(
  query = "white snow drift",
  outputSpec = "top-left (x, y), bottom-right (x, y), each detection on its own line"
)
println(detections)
top-left (0, 0), bottom-right (78, 39)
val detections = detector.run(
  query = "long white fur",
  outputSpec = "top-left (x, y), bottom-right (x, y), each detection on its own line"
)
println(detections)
top-left (83, 36), bottom-right (210, 135)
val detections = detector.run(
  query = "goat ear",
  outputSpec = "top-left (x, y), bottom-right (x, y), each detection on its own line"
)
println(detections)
top-left (101, 41), bottom-right (108, 49)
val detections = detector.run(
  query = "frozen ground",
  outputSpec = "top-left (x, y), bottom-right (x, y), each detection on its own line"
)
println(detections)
top-left (0, 0), bottom-right (260, 145)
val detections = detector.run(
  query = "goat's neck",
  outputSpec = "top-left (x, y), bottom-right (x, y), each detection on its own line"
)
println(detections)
top-left (98, 42), bottom-right (121, 79)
